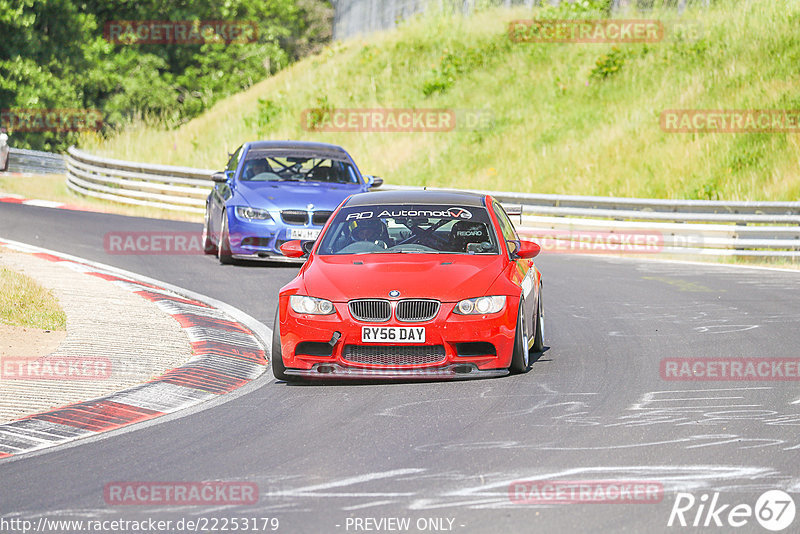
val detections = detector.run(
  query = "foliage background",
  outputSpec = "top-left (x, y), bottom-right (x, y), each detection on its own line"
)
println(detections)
top-left (84, 0), bottom-right (800, 201)
top-left (0, 0), bottom-right (332, 151)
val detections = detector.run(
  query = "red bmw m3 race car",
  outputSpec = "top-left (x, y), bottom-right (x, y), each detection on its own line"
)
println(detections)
top-left (272, 189), bottom-right (544, 381)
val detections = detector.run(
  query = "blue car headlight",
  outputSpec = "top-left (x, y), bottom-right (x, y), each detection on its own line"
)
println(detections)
top-left (453, 296), bottom-right (506, 315)
top-left (290, 295), bottom-right (335, 315)
top-left (235, 206), bottom-right (273, 221)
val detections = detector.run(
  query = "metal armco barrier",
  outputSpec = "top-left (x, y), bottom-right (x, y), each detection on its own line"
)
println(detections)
top-left (7, 148), bottom-right (67, 174)
top-left (65, 146), bottom-right (213, 214)
top-left (12, 146), bottom-right (800, 258)
top-left (376, 187), bottom-right (800, 259)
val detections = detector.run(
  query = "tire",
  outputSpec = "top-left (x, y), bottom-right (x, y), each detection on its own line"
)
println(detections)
top-left (509, 299), bottom-right (531, 374)
top-left (531, 285), bottom-right (545, 353)
top-left (218, 209), bottom-right (233, 264)
top-left (202, 207), bottom-right (216, 255)
top-left (271, 308), bottom-right (289, 381)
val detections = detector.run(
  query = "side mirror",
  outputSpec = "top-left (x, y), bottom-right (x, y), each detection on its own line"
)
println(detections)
top-left (212, 172), bottom-right (228, 183)
top-left (280, 240), bottom-right (305, 258)
top-left (365, 175), bottom-right (383, 188)
top-left (512, 240), bottom-right (541, 259)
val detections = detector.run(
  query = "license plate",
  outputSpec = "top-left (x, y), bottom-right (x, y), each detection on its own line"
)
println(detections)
top-left (290, 228), bottom-right (320, 240)
top-left (361, 326), bottom-right (426, 343)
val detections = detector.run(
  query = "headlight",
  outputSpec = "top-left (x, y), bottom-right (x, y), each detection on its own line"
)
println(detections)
top-left (236, 206), bottom-right (273, 221)
top-left (290, 295), bottom-right (335, 315)
top-left (454, 296), bottom-right (506, 315)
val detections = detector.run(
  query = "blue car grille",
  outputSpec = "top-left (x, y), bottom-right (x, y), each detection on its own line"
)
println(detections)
top-left (281, 210), bottom-right (307, 225)
top-left (280, 210), bottom-right (332, 226)
top-left (312, 211), bottom-right (333, 225)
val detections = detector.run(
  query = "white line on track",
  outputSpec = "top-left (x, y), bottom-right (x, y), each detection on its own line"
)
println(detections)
top-left (342, 500), bottom-right (396, 511)
top-left (22, 199), bottom-right (66, 208)
top-left (279, 468), bottom-right (426, 496)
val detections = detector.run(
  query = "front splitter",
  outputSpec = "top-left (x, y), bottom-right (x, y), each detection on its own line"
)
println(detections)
top-left (283, 363), bottom-right (509, 381)
top-left (232, 252), bottom-right (304, 264)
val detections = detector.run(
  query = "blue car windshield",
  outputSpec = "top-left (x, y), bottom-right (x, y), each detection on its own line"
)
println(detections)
top-left (239, 155), bottom-right (358, 184)
top-left (316, 205), bottom-right (500, 255)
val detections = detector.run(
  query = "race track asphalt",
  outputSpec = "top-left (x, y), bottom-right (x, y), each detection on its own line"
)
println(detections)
top-left (1, 202), bottom-right (799, 534)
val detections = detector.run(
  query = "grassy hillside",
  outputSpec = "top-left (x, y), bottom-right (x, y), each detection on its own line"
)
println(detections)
top-left (82, 0), bottom-right (800, 201)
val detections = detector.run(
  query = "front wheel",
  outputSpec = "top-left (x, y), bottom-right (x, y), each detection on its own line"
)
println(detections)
top-left (202, 207), bottom-right (216, 255)
top-left (271, 308), bottom-right (289, 381)
top-left (531, 285), bottom-right (544, 353)
top-left (218, 209), bottom-right (233, 264)
top-left (509, 300), bottom-right (531, 374)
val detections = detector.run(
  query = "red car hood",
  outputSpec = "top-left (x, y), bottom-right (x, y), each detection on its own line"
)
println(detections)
top-left (302, 253), bottom-right (506, 302)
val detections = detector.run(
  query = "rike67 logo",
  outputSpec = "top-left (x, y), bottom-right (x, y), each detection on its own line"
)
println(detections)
top-left (668, 490), bottom-right (795, 531)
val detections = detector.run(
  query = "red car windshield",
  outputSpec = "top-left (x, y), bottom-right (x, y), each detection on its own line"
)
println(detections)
top-left (316, 205), bottom-right (500, 255)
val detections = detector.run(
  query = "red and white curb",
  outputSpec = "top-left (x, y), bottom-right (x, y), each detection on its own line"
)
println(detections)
top-left (0, 238), bottom-right (270, 459)
top-left (0, 192), bottom-right (98, 212)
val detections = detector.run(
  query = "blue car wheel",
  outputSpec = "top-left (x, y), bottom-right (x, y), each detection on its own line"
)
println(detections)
top-left (218, 209), bottom-right (233, 265)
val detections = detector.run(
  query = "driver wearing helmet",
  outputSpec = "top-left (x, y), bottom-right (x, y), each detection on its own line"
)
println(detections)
top-left (243, 159), bottom-right (271, 180)
top-left (349, 218), bottom-right (388, 248)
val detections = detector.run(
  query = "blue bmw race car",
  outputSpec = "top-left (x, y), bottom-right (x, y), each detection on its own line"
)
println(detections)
top-left (203, 140), bottom-right (381, 263)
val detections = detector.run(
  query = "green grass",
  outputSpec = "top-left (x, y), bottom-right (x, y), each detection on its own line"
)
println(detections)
top-left (0, 265), bottom-right (67, 330)
top-left (81, 0), bottom-right (800, 201)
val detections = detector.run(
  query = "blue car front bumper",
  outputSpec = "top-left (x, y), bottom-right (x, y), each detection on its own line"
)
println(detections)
top-left (227, 210), bottom-right (321, 261)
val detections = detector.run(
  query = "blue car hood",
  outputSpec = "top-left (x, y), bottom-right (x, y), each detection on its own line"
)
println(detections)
top-left (236, 181), bottom-right (363, 211)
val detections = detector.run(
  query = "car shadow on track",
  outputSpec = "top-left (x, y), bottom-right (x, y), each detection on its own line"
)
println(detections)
top-left (531, 346), bottom-right (551, 365)
top-left (220, 259), bottom-right (304, 270)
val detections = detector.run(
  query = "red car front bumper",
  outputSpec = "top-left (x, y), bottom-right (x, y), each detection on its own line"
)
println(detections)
top-left (277, 298), bottom-right (519, 380)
